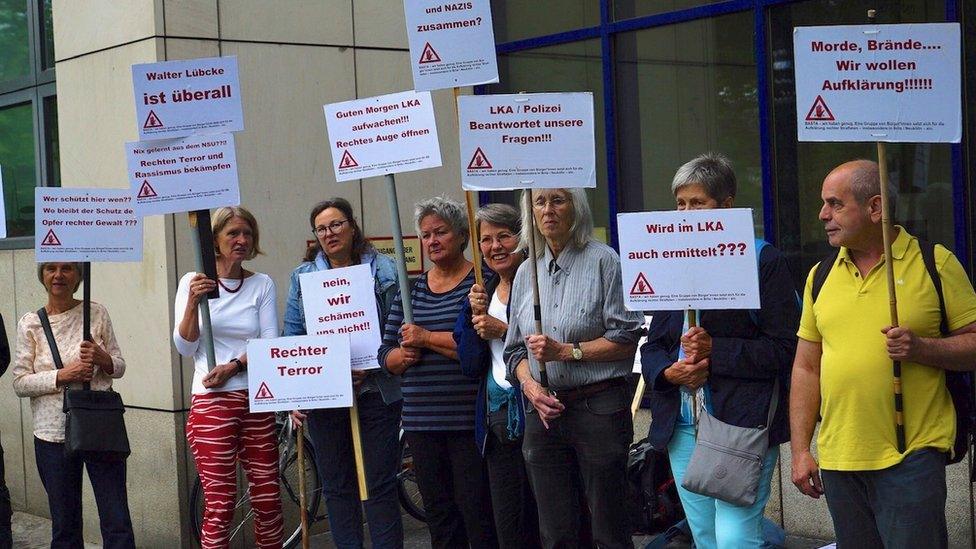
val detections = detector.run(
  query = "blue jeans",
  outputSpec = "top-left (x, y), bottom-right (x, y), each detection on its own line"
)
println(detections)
top-left (667, 424), bottom-right (779, 549)
top-left (306, 391), bottom-right (403, 549)
top-left (821, 448), bottom-right (947, 549)
top-left (34, 438), bottom-right (135, 549)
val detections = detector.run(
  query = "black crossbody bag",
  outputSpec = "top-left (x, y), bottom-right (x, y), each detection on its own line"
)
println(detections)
top-left (38, 307), bottom-right (130, 462)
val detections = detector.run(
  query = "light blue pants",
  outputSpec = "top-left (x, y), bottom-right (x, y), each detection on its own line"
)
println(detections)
top-left (667, 424), bottom-right (779, 549)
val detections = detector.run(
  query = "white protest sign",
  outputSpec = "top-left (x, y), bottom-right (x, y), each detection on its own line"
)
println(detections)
top-left (248, 334), bottom-right (353, 412)
top-left (794, 23), bottom-right (961, 142)
top-left (632, 314), bottom-right (652, 374)
top-left (618, 209), bottom-right (759, 311)
top-left (35, 188), bottom-right (142, 262)
top-left (324, 90), bottom-right (442, 182)
top-left (403, 0), bottom-right (499, 91)
top-left (0, 166), bottom-right (6, 239)
top-left (132, 55), bottom-right (244, 140)
top-left (126, 133), bottom-right (239, 216)
top-left (299, 264), bottom-right (383, 370)
top-left (458, 93), bottom-right (596, 190)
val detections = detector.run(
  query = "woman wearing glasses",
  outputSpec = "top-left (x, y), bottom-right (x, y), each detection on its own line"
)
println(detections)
top-left (285, 198), bottom-right (403, 548)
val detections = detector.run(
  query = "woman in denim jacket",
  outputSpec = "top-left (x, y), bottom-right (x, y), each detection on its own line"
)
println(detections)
top-left (285, 197), bottom-right (403, 549)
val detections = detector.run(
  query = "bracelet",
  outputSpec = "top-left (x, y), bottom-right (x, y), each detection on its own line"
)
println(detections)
top-left (231, 358), bottom-right (245, 373)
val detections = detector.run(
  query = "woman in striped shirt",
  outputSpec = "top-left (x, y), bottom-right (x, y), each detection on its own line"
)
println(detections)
top-left (379, 197), bottom-right (497, 549)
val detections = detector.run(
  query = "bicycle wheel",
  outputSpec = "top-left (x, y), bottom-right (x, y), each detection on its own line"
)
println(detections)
top-left (397, 432), bottom-right (427, 522)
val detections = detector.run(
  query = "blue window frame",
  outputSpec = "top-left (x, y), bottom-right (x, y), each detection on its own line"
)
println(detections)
top-left (481, 0), bottom-right (970, 273)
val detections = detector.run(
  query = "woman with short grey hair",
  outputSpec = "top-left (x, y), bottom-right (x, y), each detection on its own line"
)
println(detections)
top-left (380, 196), bottom-right (496, 548)
top-left (504, 187), bottom-right (644, 548)
top-left (671, 152), bottom-right (736, 207)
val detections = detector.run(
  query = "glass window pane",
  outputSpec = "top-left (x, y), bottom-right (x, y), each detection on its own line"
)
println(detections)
top-left (0, 0), bottom-right (31, 83)
top-left (40, 0), bottom-right (55, 70)
top-left (768, 0), bottom-right (952, 288)
top-left (614, 11), bottom-right (763, 234)
top-left (0, 102), bottom-right (37, 238)
top-left (486, 39), bottom-right (610, 241)
top-left (614, 0), bottom-right (727, 20)
top-left (490, 1), bottom-right (599, 43)
top-left (43, 94), bottom-right (58, 186)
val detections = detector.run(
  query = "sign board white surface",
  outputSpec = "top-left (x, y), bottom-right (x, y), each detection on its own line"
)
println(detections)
top-left (403, 0), bottom-right (499, 91)
top-left (458, 93), bottom-right (596, 190)
top-left (632, 314), bottom-right (653, 374)
top-left (324, 90), bottom-right (442, 182)
top-left (248, 334), bottom-right (354, 412)
top-left (794, 23), bottom-right (961, 142)
top-left (35, 188), bottom-right (142, 262)
top-left (132, 55), bottom-right (244, 140)
top-left (299, 264), bottom-right (383, 370)
top-left (0, 166), bottom-right (6, 239)
top-left (618, 209), bottom-right (759, 311)
top-left (126, 133), bottom-right (240, 216)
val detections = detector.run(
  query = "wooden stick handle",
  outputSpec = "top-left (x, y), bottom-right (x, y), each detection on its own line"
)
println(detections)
top-left (631, 376), bottom-right (646, 418)
top-left (454, 87), bottom-right (484, 287)
top-left (523, 191), bottom-right (547, 388)
top-left (350, 399), bottom-right (369, 501)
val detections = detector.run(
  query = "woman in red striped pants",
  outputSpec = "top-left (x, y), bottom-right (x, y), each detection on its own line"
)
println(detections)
top-left (174, 207), bottom-right (283, 548)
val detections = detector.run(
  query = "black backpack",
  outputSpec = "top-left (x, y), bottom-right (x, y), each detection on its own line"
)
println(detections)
top-left (627, 437), bottom-right (684, 534)
top-left (811, 240), bottom-right (976, 469)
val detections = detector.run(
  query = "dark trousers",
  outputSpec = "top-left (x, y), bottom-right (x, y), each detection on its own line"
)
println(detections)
top-left (34, 437), bottom-right (135, 549)
top-left (404, 430), bottom-right (497, 549)
top-left (822, 448), bottom-right (948, 549)
top-left (307, 391), bottom-right (404, 549)
top-left (0, 440), bottom-right (11, 549)
top-left (485, 410), bottom-right (541, 549)
top-left (522, 383), bottom-right (633, 549)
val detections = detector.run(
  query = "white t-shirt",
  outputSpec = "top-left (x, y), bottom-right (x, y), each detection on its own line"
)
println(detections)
top-left (173, 272), bottom-right (279, 394)
top-left (488, 291), bottom-right (512, 390)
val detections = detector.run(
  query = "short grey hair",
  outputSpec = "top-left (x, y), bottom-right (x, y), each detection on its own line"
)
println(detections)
top-left (671, 152), bottom-right (737, 203)
top-left (520, 188), bottom-right (593, 258)
top-left (415, 196), bottom-right (469, 251)
top-left (844, 159), bottom-right (898, 214)
top-left (37, 262), bottom-right (84, 292)
top-left (476, 203), bottom-right (521, 235)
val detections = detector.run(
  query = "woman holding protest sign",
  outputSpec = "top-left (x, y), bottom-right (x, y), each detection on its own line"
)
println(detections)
top-left (641, 153), bottom-right (798, 548)
top-left (174, 206), bottom-right (283, 549)
top-left (12, 262), bottom-right (135, 549)
top-left (285, 197), bottom-right (404, 548)
top-left (379, 197), bottom-right (497, 549)
top-left (454, 203), bottom-right (540, 549)
top-left (504, 187), bottom-right (644, 549)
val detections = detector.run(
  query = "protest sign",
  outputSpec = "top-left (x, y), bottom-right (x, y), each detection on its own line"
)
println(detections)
top-left (618, 208), bottom-right (759, 311)
top-left (299, 264), bottom-right (383, 370)
top-left (368, 235), bottom-right (424, 275)
top-left (458, 93), bottom-right (596, 190)
top-left (324, 91), bottom-right (442, 182)
top-left (403, 0), bottom-right (499, 91)
top-left (248, 334), bottom-right (353, 412)
top-left (0, 166), bottom-right (6, 239)
top-left (35, 188), bottom-right (142, 262)
top-left (132, 55), bottom-right (244, 140)
top-left (125, 133), bottom-right (239, 216)
top-left (794, 23), bottom-right (961, 142)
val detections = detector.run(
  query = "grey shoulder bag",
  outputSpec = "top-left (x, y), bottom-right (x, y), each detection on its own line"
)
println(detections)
top-left (680, 379), bottom-right (778, 507)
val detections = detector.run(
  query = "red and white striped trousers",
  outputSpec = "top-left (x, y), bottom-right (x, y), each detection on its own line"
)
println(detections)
top-left (186, 390), bottom-right (283, 549)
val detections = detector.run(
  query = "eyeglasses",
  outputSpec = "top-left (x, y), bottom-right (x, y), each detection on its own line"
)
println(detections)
top-left (313, 220), bottom-right (349, 237)
top-left (479, 232), bottom-right (516, 246)
top-left (532, 196), bottom-right (570, 210)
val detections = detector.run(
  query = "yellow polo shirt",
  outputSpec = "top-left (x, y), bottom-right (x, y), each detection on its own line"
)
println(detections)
top-left (798, 227), bottom-right (976, 471)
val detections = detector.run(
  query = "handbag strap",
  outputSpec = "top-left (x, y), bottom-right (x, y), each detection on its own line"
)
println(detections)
top-left (37, 307), bottom-right (90, 391)
top-left (766, 377), bottom-right (780, 427)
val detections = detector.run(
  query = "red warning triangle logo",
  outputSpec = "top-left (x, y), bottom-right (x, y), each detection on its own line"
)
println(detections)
top-left (467, 147), bottom-right (492, 170)
top-left (419, 42), bottom-right (442, 64)
top-left (338, 150), bottom-right (359, 169)
top-left (630, 272), bottom-right (654, 295)
top-left (137, 180), bottom-right (158, 198)
top-left (254, 382), bottom-right (275, 400)
top-left (805, 95), bottom-right (835, 121)
top-left (143, 110), bottom-right (164, 129)
top-left (41, 229), bottom-right (62, 246)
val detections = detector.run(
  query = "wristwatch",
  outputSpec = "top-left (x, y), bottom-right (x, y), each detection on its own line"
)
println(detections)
top-left (231, 358), bottom-right (246, 372)
top-left (571, 342), bottom-right (583, 361)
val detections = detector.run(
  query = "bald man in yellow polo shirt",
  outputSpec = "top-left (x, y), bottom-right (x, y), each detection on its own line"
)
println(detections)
top-left (789, 160), bottom-right (976, 549)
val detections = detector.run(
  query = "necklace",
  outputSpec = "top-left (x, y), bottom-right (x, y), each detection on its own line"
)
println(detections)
top-left (218, 273), bottom-right (245, 293)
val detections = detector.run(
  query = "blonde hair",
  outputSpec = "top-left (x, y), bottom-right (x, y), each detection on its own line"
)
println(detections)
top-left (211, 206), bottom-right (262, 259)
